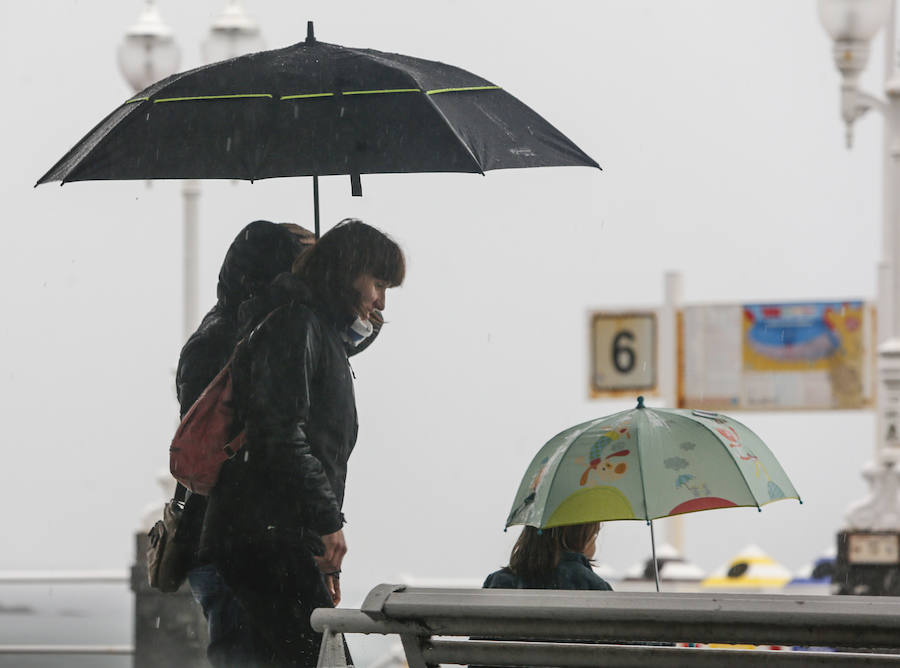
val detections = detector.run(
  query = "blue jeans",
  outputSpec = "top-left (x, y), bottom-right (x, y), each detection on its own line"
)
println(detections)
top-left (188, 563), bottom-right (258, 667)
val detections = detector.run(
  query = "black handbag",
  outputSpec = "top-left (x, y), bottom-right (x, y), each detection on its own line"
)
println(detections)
top-left (147, 484), bottom-right (195, 592)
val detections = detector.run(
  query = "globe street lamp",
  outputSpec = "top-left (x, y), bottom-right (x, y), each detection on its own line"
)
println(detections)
top-left (818, 0), bottom-right (893, 147)
top-left (819, 0), bottom-right (900, 594)
top-left (117, 0), bottom-right (180, 92)
top-left (203, 0), bottom-right (265, 64)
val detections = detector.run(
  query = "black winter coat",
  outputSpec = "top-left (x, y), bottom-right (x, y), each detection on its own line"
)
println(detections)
top-left (175, 221), bottom-right (304, 567)
top-left (200, 278), bottom-right (359, 563)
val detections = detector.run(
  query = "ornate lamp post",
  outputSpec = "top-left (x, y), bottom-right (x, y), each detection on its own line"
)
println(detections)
top-left (818, 0), bottom-right (900, 595)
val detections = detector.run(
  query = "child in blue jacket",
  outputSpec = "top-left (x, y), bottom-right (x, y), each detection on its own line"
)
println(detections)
top-left (483, 522), bottom-right (612, 591)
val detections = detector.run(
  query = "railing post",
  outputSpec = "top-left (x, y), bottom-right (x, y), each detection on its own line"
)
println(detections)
top-left (399, 634), bottom-right (432, 668)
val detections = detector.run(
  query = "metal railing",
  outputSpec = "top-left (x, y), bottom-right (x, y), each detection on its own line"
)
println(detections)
top-left (0, 570), bottom-right (128, 584)
top-left (311, 584), bottom-right (900, 667)
top-left (0, 645), bottom-right (133, 655)
top-left (0, 570), bottom-right (134, 657)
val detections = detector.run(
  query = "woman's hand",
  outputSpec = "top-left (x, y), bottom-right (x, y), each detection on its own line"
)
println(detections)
top-left (318, 529), bottom-right (347, 572)
top-left (316, 529), bottom-right (347, 605)
top-left (323, 573), bottom-right (342, 605)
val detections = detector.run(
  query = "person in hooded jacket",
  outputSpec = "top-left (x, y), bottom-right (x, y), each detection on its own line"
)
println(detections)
top-left (176, 220), bottom-right (314, 413)
top-left (199, 218), bottom-right (406, 668)
top-left (176, 219), bottom-right (314, 667)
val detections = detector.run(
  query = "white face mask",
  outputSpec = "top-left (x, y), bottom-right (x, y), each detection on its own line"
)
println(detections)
top-left (344, 316), bottom-right (374, 347)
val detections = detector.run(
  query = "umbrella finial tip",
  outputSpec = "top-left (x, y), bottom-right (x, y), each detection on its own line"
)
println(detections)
top-left (306, 20), bottom-right (316, 43)
top-left (637, 395), bottom-right (645, 408)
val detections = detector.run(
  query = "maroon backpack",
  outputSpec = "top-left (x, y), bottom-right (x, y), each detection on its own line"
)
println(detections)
top-left (169, 309), bottom-right (279, 495)
top-left (169, 354), bottom-right (246, 495)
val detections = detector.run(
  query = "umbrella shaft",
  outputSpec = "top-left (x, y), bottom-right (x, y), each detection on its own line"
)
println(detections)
top-left (313, 175), bottom-right (320, 239)
top-left (649, 520), bottom-right (661, 593)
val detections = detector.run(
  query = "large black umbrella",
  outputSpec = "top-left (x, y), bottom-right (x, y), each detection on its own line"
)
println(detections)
top-left (37, 23), bottom-right (599, 236)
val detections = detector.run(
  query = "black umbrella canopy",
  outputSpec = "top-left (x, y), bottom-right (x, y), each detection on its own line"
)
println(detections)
top-left (37, 25), bottom-right (599, 187)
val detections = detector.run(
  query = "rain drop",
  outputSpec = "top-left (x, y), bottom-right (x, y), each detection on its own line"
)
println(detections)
top-left (226, 137), bottom-right (233, 153)
top-left (155, 616), bottom-right (161, 628)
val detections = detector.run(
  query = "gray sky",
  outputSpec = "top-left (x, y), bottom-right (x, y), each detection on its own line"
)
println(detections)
top-left (1, 0), bottom-right (886, 599)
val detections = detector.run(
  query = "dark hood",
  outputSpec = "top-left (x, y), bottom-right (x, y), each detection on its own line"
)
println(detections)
top-left (217, 220), bottom-right (306, 309)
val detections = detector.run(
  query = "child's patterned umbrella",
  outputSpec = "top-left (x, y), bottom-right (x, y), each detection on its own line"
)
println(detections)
top-left (505, 397), bottom-right (801, 590)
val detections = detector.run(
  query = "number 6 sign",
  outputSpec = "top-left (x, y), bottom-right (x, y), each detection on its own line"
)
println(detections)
top-left (590, 312), bottom-right (657, 396)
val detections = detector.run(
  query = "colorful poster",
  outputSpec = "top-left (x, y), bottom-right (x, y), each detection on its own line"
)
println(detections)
top-left (681, 301), bottom-right (872, 411)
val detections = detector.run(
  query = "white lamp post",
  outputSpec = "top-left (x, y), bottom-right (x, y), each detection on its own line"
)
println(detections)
top-left (118, 1), bottom-right (184, 524)
top-left (119, 2), bottom-right (264, 342)
top-left (819, 0), bottom-right (900, 590)
top-left (177, 1), bottom-right (266, 340)
top-left (118, 2), bottom-right (205, 344)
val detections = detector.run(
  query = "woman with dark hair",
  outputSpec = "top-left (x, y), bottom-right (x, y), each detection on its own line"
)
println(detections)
top-left (176, 219), bottom-right (314, 667)
top-left (483, 523), bottom-right (612, 590)
top-left (200, 218), bottom-right (405, 667)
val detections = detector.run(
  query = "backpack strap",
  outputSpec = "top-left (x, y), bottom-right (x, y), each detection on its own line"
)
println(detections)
top-left (173, 482), bottom-right (188, 505)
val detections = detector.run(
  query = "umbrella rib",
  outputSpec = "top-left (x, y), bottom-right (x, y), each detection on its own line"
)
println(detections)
top-left (342, 46), bottom-right (488, 175)
top-left (534, 425), bottom-right (589, 528)
top-left (537, 447), bottom-right (570, 528)
top-left (533, 412), bottom-right (619, 528)
top-left (633, 409), bottom-right (652, 522)
top-left (417, 90), bottom-right (486, 175)
top-left (684, 412), bottom-right (762, 510)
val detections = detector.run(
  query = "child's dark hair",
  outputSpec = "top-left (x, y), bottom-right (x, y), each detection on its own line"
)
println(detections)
top-left (508, 523), bottom-right (601, 583)
top-left (293, 218), bottom-right (405, 317)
